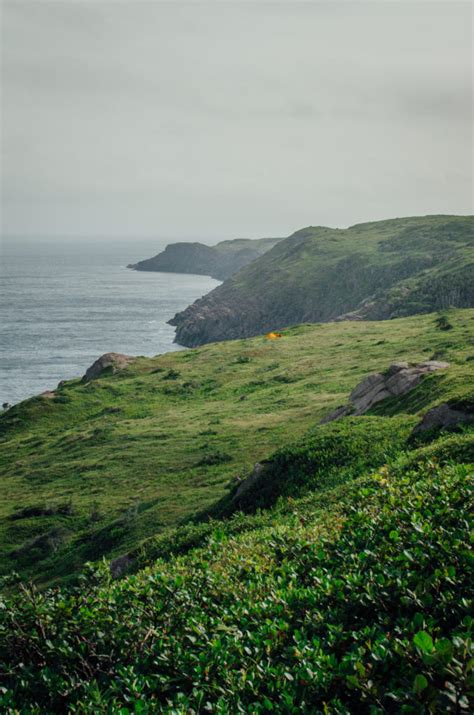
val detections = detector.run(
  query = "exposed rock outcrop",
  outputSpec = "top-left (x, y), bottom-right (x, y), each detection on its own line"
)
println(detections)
top-left (233, 462), bottom-right (271, 502)
top-left (321, 361), bottom-right (450, 423)
top-left (12, 528), bottom-right (68, 561)
top-left (40, 390), bottom-right (56, 399)
top-left (110, 553), bottom-right (135, 578)
top-left (83, 353), bottom-right (135, 382)
top-left (412, 402), bottom-right (474, 434)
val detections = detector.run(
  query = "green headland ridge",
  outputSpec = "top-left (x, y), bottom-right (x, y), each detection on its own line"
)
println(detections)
top-left (169, 215), bottom-right (474, 346)
top-left (128, 236), bottom-right (283, 280)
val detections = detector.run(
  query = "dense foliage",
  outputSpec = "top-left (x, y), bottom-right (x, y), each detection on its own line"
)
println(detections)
top-left (1, 456), bottom-right (472, 712)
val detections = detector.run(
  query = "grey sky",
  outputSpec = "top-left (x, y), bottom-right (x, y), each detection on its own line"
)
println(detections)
top-left (1, 0), bottom-right (472, 241)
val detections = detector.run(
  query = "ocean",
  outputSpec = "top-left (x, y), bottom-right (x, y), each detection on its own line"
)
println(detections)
top-left (0, 237), bottom-right (220, 406)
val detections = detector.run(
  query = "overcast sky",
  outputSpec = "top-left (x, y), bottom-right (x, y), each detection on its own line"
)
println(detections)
top-left (1, 0), bottom-right (472, 241)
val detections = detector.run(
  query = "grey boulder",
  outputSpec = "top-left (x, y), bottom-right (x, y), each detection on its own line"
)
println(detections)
top-left (233, 462), bottom-right (271, 501)
top-left (83, 352), bottom-right (135, 382)
top-left (412, 402), bottom-right (474, 434)
top-left (110, 553), bottom-right (135, 578)
top-left (322, 361), bottom-right (450, 423)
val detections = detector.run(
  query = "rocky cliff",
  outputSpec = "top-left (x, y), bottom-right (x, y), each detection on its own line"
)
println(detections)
top-left (128, 237), bottom-right (282, 280)
top-left (169, 215), bottom-right (474, 347)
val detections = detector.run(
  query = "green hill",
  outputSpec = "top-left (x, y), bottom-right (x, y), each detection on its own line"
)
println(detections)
top-left (169, 215), bottom-right (474, 347)
top-left (0, 310), bottom-right (473, 712)
top-left (1, 309), bottom-right (473, 590)
top-left (128, 236), bottom-right (282, 280)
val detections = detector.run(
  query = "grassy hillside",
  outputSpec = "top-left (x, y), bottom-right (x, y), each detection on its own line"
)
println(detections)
top-left (1, 323), bottom-right (473, 711)
top-left (169, 215), bottom-right (474, 346)
top-left (1, 309), bottom-right (473, 590)
top-left (129, 236), bottom-right (282, 280)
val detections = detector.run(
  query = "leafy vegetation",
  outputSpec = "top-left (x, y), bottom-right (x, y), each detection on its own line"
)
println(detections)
top-left (435, 313), bottom-right (454, 331)
top-left (1, 454), bottom-right (472, 712)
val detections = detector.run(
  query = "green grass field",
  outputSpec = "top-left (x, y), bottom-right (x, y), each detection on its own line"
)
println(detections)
top-left (1, 308), bottom-right (473, 588)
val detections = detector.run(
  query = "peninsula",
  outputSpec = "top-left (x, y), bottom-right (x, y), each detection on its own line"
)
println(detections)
top-left (128, 236), bottom-right (283, 280)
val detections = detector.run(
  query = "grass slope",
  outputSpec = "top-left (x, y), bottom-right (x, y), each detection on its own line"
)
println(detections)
top-left (169, 215), bottom-right (474, 346)
top-left (1, 309), bottom-right (473, 588)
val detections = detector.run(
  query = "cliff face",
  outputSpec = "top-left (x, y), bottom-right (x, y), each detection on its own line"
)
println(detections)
top-left (169, 215), bottom-right (474, 347)
top-left (129, 237), bottom-right (282, 280)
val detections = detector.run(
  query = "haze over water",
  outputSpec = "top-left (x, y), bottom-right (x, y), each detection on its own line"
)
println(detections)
top-left (0, 238), bottom-right (220, 405)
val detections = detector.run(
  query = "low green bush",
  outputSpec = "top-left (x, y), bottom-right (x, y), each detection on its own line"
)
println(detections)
top-left (1, 460), bottom-right (472, 713)
top-left (435, 313), bottom-right (454, 331)
top-left (197, 450), bottom-right (233, 467)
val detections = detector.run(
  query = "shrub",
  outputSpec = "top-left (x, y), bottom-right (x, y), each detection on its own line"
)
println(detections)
top-left (197, 450), bottom-right (233, 466)
top-left (435, 313), bottom-right (453, 331)
top-left (0, 461), bottom-right (472, 713)
top-left (10, 502), bottom-right (74, 520)
top-left (163, 368), bottom-right (181, 380)
top-left (235, 355), bottom-right (251, 364)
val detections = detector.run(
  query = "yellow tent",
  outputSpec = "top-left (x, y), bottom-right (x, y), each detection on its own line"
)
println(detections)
top-left (265, 332), bottom-right (283, 340)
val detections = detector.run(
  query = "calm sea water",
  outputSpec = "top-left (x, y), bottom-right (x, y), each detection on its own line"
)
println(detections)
top-left (0, 237), bottom-right (220, 405)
